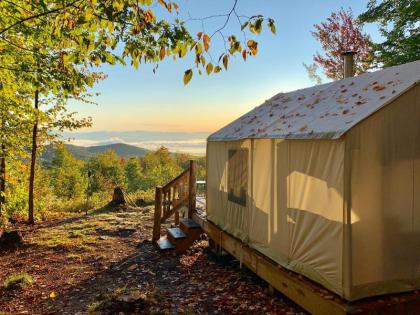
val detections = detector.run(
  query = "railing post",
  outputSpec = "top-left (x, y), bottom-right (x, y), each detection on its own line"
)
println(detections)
top-left (188, 160), bottom-right (197, 218)
top-left (153, 186), bottom-right (163, 242)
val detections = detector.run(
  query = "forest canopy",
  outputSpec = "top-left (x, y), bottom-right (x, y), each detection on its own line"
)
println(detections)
top-left (0, 0), bottom-right (273, 224)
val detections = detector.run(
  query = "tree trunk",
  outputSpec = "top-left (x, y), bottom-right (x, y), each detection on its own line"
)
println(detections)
top-left (0, 144), bottom-right (5, 217)
top-left (111, 186), bottom-right (126, 205)
top-left (28, 90), bottom-right (39, 225)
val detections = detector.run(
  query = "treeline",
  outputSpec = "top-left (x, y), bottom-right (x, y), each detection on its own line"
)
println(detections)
top-left (2, 145), bottom-right (205, 225)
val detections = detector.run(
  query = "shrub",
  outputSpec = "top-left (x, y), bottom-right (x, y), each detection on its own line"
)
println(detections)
top-left (3, 273), bottom-right (33, 290)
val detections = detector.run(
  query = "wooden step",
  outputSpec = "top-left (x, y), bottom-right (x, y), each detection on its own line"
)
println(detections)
top-left (156, 237), bottom-right (174, 250)
top-left (180, 218), bottom-right (203, 242)
top-left (180, 218), bottom-right (201, 233)
top-left (167, 227), bottom-right (187, 244)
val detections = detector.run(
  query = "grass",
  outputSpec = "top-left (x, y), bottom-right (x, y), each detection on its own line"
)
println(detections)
top-left (3, 273), bottom-right (33, 290)
top-left (26, 208), bottom-right (146, 253)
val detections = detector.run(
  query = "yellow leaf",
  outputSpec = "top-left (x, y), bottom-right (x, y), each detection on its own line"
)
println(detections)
top-left (195, 42), bottom-right (202, 55)
top-left (144, 9), bottom-right (155, 24)
top-left (203, 34), bottom-right (210, 52)
top-left (172, 2), bottom-right (179, 12)
top-left (157, 0), bottom-right (166, 7)
top-left (206, 63), bottom-right (213, 75)
top-left (107, 21), bottom-right (114, 33)
top-left (222, 55), bottom-right (228, 70)
top-left (183, 69), bottom-right (193, 85)
top-left (165, 2), bottom-right (172, 13)
top-left (214, 66), bottom-right (221, 73)
top-left (247, 40), bottom-right (257, 48)
top-left (50, 291), bottom-right (56, 300)
top-left (159, 47), bottom-right (165, 60)
top-left (247, 40), bottom-right (258, 56)
top-left (85, 10), bottom-right (94, 22)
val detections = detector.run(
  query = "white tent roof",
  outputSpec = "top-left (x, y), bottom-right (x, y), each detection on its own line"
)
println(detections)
top-left (209, 60), bottom-right (420, 141)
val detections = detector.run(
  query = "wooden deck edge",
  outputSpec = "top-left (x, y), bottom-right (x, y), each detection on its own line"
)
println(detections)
top-left (192, 213), bottom-right (350, 315)
top-left (193, 214), bottom-right (420, 315)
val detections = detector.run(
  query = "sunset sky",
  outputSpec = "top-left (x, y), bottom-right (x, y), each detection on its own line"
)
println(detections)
top-left (68, 1), bottom-right (381, 134)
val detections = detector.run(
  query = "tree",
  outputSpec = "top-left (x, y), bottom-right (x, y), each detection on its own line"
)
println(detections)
top-left (0, 94), bottom-right (34, 221)
top-left (140, 147), bottom-right (181, 189)
top-left (86, 150), bottom-right (127, 194)
top-left (48, 144), bottom-right (86, 200)
top-left (125, 157), bottom-right (143, 192)
top-left (305, 8), bottom-right (372, 81)
top-left (0, 1), bottom-right (276, 85)
top-left (0, 1), bottom-right (275, 223)
top-left (358, 0), bottom-right (420, 67)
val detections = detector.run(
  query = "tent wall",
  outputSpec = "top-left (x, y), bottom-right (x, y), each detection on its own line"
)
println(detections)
top-left (206, 83), bottom-right (420, 301)
top-left (345, 85), bottom-right (420, 300)
top-left (207, 138), bottom-right (346, 296)
top-left (206, 140), bottom-right (252, 242)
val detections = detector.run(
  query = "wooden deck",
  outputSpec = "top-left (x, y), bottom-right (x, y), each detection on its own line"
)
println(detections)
top-left (192, 211), bottom-right (420, 315)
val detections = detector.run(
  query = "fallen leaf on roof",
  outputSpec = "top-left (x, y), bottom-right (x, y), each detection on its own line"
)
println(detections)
top-left (373, 84), bottom-right (386, 91)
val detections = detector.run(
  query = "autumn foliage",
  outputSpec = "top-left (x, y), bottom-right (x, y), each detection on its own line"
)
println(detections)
top-left (311, 8), bottom-right (372, 80)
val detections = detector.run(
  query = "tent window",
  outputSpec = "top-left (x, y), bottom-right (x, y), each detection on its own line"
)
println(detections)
top-left (228, 149), bottom-right (248, 207)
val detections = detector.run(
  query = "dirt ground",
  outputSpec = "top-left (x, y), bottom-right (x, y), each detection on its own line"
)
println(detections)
top-left (0, 206), bottom-right (306, 314)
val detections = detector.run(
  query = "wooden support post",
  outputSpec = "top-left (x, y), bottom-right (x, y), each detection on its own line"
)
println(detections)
top-left (175, 210), bottom-right (180, 225)
top-left (267, 284), bottom-right (275, 297)
top-left (173, 187), bottom-right (179, 224)
top-left (152, 186), bottom-right (163, 242)
top-left (188, 160), bottom-right (197, 218)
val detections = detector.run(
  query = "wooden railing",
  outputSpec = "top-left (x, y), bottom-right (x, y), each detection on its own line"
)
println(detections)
top-left (152, 160), bottom-right (197, 242)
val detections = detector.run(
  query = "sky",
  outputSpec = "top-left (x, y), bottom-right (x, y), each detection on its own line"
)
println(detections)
top-left (67, 1), bottom-right (382, 137)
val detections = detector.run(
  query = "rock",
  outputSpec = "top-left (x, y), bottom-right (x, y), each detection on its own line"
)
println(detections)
top-left (0, 230), bottom-right (23, 250)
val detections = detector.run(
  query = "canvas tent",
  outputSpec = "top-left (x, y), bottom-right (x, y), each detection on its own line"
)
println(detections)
top-left (206, 60), bottom-right (420, 301)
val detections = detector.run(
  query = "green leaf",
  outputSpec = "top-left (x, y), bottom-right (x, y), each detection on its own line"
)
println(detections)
top-left (254, 18), bottom-right (263, 34)
top-left (268, 19), bottom-right (276, 34)
top-left (183, 69), bottom-right (193, 85)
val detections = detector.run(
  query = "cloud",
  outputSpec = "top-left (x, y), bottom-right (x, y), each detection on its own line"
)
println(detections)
top-left (65, 138), bottom-right (206, 155)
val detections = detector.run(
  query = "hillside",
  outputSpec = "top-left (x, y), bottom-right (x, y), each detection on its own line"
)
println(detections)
top-left (42, 143), bottom-right (149, 161)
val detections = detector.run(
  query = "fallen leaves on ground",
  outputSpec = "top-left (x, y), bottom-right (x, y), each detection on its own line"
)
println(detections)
top-left (0, 207), bottom-right (305, 314)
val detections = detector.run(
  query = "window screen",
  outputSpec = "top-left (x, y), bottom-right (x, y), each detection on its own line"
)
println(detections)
top-left (228, 149), bottom-right (248, 206)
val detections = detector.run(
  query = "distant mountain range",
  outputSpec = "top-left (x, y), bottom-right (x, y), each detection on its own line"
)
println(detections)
top-left (61, 130), bottom-right (209, 155)
top-left (42, 143), bottom-right (149, 162)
